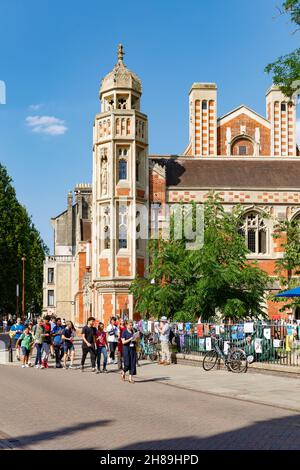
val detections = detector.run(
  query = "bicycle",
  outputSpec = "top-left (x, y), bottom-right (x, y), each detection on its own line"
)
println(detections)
top-left (202, 337), bottom-right (249, 373)
top-left (138, 333), bottom-right (158, 362)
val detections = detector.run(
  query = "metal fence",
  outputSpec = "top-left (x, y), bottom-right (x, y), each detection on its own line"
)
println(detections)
top-left (173, 321), bottom-right (300, 366)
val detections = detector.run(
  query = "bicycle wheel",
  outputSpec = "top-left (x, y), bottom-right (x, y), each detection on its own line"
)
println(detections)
top-left (228, 348), bottom-right (248, 373)
top-left (202, 350), bottom-right (218, 371)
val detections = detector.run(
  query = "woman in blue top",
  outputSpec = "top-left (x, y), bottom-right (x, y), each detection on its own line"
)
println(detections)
top-left (121, 321), bottom-right (138, 383)
top-left (10, 318), bottom-right (25, 361)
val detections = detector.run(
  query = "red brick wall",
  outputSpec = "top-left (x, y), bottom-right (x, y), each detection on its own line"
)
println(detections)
top-left (136, 189), bottom-right (145, 198)
top-left (116, 188), bottom-right (130, 196)
top-left (218, 113), bottom-right (270, 155)
top-left (78, 252), bottom-right (86, 289)
top-left (103, 294), bottom-right (113, 326)
top-left (267, 299), bottom-right (290, 319)
top-left (137, 257), bottom-right (145, 277)
top-left (99, 258), bottom-right (110, 277)
top-left (117, 257), bottom-right (131, 276)
top-left (116, 294), bottom-right (128, 314)
top-left (149, 168), bottom-right (166, 203)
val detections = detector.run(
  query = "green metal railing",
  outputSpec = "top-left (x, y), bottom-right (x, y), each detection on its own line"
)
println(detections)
top-left (176, 321), bottom-right (300, 366)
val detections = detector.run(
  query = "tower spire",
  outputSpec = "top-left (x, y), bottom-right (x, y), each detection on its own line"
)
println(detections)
top-left (117, 43), bottom-right (125, 63)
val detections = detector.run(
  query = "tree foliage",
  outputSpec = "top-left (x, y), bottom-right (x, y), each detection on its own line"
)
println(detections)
top-left (0, 164), bottom-right (48, 316)
top-left (265, 1), bottom-right (300, 99)
top-left (272, 218), bottom-right (300, 312)
top-left (131, 194), bottom-right (269, 322)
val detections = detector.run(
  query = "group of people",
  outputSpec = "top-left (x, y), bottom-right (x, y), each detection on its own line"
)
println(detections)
top-left (9, 316), bottom-right (76, 369)
top-left (7, 314), bottom-right (173, 383)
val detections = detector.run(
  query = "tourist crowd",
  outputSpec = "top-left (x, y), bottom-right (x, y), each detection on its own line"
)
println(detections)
top-left (7, 315), bottom-right (172, 383)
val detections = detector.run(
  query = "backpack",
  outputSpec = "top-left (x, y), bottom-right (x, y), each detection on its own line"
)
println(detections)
top-left (9, 329), bottom-right (16, 339)
top-left (169, 328), bottom-right (175, 344)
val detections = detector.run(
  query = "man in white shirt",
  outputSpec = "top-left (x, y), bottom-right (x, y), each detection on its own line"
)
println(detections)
top-left (158, 316), bottom-right (171, 365)
top-left (106, 317), bottom-right (119, 364)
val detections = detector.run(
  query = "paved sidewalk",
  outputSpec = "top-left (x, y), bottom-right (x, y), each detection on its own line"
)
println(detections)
top-left (140, 361), bottom-right (300, 412)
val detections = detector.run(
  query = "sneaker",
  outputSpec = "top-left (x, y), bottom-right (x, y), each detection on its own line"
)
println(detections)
top-left (34, 365), bottom-right (40, 369)
top-left (69, 365), bottom-right (75, 369)
top-left (103, 368), bottom-right (108, 373)
top-left (92, 368), bottom-right (97, 372)
top-left (21, 365), bottom-right (25, 368)
top-left (40, 365), bottom-right (45, 369)
top-left (63, 366), bottom-right (68, 369)
top-left (96, 369), bottom-right (101, 374)
top-left (44, 362), bottom-right (49, 369)
top-left (25, 364), bottom-right (29, 368)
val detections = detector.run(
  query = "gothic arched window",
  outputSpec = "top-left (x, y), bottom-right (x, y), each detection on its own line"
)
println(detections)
top-left (239, 212), bottom-right (267, 255)
top-left (118, 148), bottom-right (128, 180)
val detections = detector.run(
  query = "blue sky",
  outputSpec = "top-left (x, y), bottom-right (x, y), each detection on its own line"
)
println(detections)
top-left (0, 0), bottom-right (299, 250)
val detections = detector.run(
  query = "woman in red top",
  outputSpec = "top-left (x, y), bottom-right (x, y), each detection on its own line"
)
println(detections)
top-left (96, 322), bottom-right (108, 373)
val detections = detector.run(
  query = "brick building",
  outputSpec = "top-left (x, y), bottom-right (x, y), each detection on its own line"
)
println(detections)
top-left (43, 184), bottom-right (92, 323)
top-left (44, 45), bottom-right (300, 325)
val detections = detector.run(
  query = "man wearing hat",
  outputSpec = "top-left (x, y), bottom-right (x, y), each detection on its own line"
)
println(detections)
top-left (158, 316), bottom-right (171, 365)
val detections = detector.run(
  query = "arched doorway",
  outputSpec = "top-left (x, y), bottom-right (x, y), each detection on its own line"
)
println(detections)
top-left (231, 136), bottom-right (254, 156)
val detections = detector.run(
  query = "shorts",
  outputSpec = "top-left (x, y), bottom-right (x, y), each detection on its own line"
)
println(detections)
top-left (21, 347), bottom-right (30, 357)
top-left (63, 342), bottom-right (74, 353)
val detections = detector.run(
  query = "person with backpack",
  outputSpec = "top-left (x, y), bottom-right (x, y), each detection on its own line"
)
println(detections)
top-left (52, 317), bottom-right (65, 368)
top-left (62, 321), bottom-right (76, 369)
top-left (157, 316), bottom-right (171, 365)
top-left (9, 318), bottom-right (25, 361)
top-left (16, 326), bottom-right (34, 368)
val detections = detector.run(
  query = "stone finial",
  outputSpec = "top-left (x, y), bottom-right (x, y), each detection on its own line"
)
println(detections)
top-left (118, 44), bottom-right (125, 63)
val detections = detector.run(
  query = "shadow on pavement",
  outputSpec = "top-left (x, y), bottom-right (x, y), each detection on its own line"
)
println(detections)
top-left (0, 419), bottom-right (112, 449)
top-left (116, 413), bottom-right (300, 450)
top-left (135, 377), bottom-right (170, 383)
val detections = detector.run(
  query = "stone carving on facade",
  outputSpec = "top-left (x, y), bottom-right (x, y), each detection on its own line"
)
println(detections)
top-left (95, 281), bottom-right (132, 290)
top-left (83, 272), bottom-right (92, 315)
top-left (289, 206), bottom-right (300, 220)
top-left (100, 148), bottom-right (108, 196)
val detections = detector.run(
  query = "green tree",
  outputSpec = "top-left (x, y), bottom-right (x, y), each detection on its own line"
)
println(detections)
top-left (131, 194), bottom-right (269, 322)
top-left (271, 218), bottom-right (300, 312)
top-left (265, 1), bottom-right (300, 99)
top-left (0, 164), bottom-right (48, 316)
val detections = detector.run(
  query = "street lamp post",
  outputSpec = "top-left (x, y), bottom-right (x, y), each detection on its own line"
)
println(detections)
top-left (16, 283), bottom-right (19, 317)
top-left (21, 256), bottom-right (26, 324)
